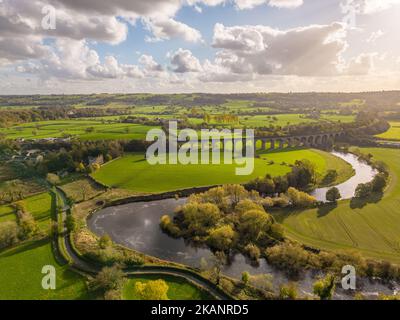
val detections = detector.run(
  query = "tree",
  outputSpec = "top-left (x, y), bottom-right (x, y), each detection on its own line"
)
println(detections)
top-left (241, 271), bottom-right (250, 285)
top-left (89, 265), bottom-right (125, 293)
top-left (287, 159), bottom-right (317, 189)
top-left (135, 279), bottom-right (169, 300)
top-left (18, 213), bottom-right (38, 239)
top-left (211, 251), bottom-right (226, 285)
top-left (326, 187), bottom-right (341, 203)
top-left (279, 283), bottom-right (298, 300)
top-left (179, 202), bottom-right (221, 237)
top-left (371, 173), bottom-right (387, 193)
top-left (313, 274), bottom-right (336, 300)
top-left (287, 187), bottom-right (317, 208)
top-left (354, 183), bottom-right (372, 199)
top-left (237, 209), bottom-right (273, 244)
top-left (99, 234), bottom-right (112, 249)
top-left (207, 225), bottom-right (236, 251)
top-left (323, 169), bottom-right (338, 184)
top-left (0, 221), bottom-right (19, 249)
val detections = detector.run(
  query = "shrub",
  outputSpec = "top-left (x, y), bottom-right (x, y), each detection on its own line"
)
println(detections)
top-left (313, 274), bottom-right (336, 300)
top-left (244, 243), bottom-right (261, 261)
top-left (89, 265), bottom-right (126, 293)
top-left (287, 187), bottom-right (317, 208)
top-left (134, 279), bottom-right (169, 300)
top-left (98, 234), bottom-right (112, 249)
top-left (0, 221), bottom-right (19, 249)
top-left (279, 282), bottom-right (298, 300)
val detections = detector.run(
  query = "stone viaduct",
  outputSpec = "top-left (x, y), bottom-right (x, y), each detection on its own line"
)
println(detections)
top-left (172, 132), bottom-right (345, 151)
top-left (252, 132), bottom-right (345, 151)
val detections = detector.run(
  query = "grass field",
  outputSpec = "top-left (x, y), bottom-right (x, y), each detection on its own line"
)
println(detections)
top-left (376, 122), bottom-right (400, 141)
top-left (0, 239), bottom-right (90, 300)
top-left (122, 274), bottom-right (213, 300)
top-left (59, 177), bottom-right (105, 203)
top-left (272, 148), bottom-right (400, 263)
top-left (19, 192), bottom-right (54, 232)
top-left (0, 119), bottom-right (159, 141)
top-left (92, 149), bottom-right (353, 193)
top-left (0, 204), bottom-right (15, 223)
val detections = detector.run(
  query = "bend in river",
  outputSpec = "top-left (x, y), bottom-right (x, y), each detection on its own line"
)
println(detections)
top-left (311, 151), bottom-right (377, 202)
top-left (88, 152), bottom-right (392, 298)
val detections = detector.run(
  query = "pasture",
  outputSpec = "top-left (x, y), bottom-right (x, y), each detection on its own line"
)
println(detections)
top-left (0, 239), bottom-right (90, 300)
top-left (92, 149), bottom-right (353, 193)
top-left (273, 148), bottom-right (400, 263)
top-left (0, 119), bottom-right (159, 141)
top-left (376, 122), bottom-right (400, 141)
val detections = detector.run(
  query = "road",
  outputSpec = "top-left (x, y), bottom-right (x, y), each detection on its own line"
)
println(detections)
top-left (54, 187), bottom-right (231, 300)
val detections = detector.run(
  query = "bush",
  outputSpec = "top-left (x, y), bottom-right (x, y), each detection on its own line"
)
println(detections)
top-left (244, 243), bottom-right (261, 261)
top-left (279, 283), bottom-right (298, 300)
top-left (98, 234), bottom-right (112, 249)
top-left (134, 279), bottom-right (169, 300)
top-left (287, 187), bottom-right (317, 208)
top-left (0, 221), bottom-right (19, 249)
top-left (18, 213), bottom-right (38, 239)
top-left (89, 265), bottom-right (126, 293)
top-left (313, 274), bottom-right (336, 300)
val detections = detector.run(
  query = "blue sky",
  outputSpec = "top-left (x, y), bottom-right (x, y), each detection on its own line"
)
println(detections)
top-left (0, 0), bottom-right (399, 94)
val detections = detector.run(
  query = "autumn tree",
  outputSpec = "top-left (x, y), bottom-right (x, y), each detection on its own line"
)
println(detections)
top-left (134, 279), bottom-right (169, 300)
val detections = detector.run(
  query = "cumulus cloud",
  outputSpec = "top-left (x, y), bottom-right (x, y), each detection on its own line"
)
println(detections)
top-left (139, 54), bottom-right (164, 74)
top-left (16, 39), bottom-right (144, 80)
top-left (143, 17), bottom-right (202, 43)
top-left (341, 0), bottom-right (400, 15)
top-left (170, 48), bottom-right (203, 73)
top-left (345, 53), bottom-right (375, 75)
top-left (211, 22), bottom-right (347, 77)
top-left (189, 0), bottom-right (303, 10)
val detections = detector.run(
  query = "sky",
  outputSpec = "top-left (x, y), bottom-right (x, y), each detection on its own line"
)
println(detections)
top-left (0, 0), bottom-right (400, 94)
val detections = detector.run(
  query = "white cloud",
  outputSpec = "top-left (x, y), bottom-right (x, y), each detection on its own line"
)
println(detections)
top-left (234, 0), bottom-right (303, 10)
top-left (170, 48), bottom-right (203, 73)
top-left (143, 17), bottom-right (202, 43)
top-left (366, 30), bottom-right (384, 43)
top-left (139, 54), bottom-right (164, 73)
top-left (345, 53), bottom-right (375, 75)
top-left (212, 22), bottom-right (347, 77)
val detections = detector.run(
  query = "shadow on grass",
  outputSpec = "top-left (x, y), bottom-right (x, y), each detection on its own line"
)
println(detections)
top-left (350, 192), bottom-right (383, 209)
top-left (0, 238), bottom-right (49, 257)
top-left (317, 202), bottom-right (338, 217)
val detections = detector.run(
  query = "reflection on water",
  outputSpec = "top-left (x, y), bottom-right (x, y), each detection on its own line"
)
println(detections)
top-left (88, 152), bottom-right (397, 298)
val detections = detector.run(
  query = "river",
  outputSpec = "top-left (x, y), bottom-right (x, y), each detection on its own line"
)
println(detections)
top-left (87, 152), bottom-right (397, 298)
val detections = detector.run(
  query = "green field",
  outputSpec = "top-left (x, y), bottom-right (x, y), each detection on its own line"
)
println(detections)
top-left (122, 274), bottom-right (213, 300)
top-left (0, 205), bottom-right (16, 223)
top-left (273, 148), bottom-right (400, 263)
top-left (0, 239), bottom-right (90, 300)
top-left (19, 192), bottom-right (54, 232)
top-left (92, 149), bottom-right (353, 193)
top-left (0, 120), bottom-right (159, 141)
top-left (376, 122), bottom-right (400, 141)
